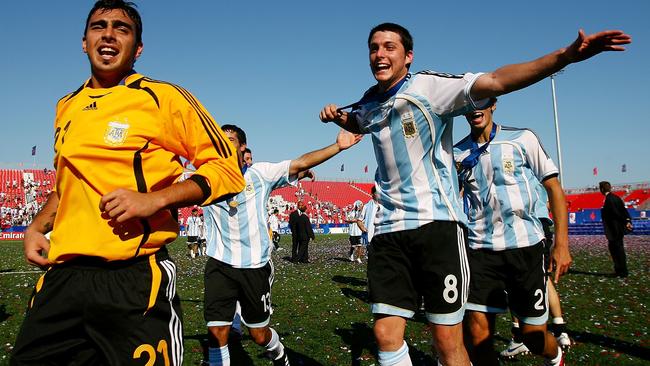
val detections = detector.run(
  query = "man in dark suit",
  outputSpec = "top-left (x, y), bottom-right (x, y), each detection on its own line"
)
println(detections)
top-left (599, 181), bottom-right (633, 277)
top-left (288, 206), bottom-right (301, 262)
top-left (289, 201), bottom-right (314, 263)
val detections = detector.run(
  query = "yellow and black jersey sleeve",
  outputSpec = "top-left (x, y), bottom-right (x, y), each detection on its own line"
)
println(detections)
top-left (139, 78), bottom-right (245, 205)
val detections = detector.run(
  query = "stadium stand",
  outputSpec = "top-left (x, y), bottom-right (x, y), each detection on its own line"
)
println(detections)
top-left (1, 168), bottom-right (648, 236)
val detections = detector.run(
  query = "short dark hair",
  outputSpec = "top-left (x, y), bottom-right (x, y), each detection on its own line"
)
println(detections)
top-left (221, 124), bottom-right (247, 145)
top-left (85, 0), bottom-right (143, 44)
top-left (244, 148), bottom-right (252, 155)
top-left (368, 23), bottom-right (413, 52)
top-left (599, 181), bottom-right (612, 192)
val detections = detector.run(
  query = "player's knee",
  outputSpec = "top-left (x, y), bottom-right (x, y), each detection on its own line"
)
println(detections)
top-left (249, 327), bottom-right (271, 346)
top-left (374, 323), bottom-right (402, 349)
top-left (208, 326), bottom-right (230, 347)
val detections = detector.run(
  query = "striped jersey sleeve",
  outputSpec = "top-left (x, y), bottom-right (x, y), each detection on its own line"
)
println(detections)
top-left (518, 128), bottom-right (559, 182)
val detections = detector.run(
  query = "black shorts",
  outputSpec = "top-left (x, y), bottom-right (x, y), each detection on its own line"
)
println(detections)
top-left (349, 235), bottom-right (362, 246)
top-left (204, 258), bottom-right (274, 328)
top-left (187, 236), bottom-right (198, 246)
top-left (465, 242), bottom-right (548, 325)
top-left (11, 248), bottom-right (184, 365)
top-left (367, 221), bottom-right (469, 325)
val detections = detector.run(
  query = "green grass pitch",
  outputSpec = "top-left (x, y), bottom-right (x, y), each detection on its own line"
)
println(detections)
top-left (1, 235), bottom-right (648, 365)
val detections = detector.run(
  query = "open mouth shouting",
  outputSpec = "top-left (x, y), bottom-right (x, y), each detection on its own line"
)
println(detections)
top-left (465, 111), bottom-right (485, 124)
top-left (98, 45), bottom-right (119, 62)
top-left (373, 62), bottom-right (390, 74)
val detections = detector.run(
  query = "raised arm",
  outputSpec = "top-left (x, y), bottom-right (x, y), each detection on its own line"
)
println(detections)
top-left (471, 29), bottom-right (631, 101)
top-left (23, 191), bottom-right (59, 267)
top-left (288, 129), bottom-right (363, 176)
top-left (543, 176), bottom-right (572, 284)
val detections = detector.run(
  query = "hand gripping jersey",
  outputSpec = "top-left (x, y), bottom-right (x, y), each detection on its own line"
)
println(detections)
top-left (454, 125), bottom-right (559, 251)
top-left (351, 71), bottom-right (487, 235)
top-left (203, 160), bottom-right (297, 268)
top-left (50, 73), bottom-right (244, 263)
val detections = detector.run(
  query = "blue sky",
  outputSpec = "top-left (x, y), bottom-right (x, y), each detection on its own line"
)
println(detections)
top-left (0, 0), bottom-right (647, 189)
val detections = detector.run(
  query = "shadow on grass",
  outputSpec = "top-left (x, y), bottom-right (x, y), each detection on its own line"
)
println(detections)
top-left (571, 330), bottom-right (650, 360)
top-left (278, 348), bottom-right (323, 366)
top-left (335, 322), bottom-right (436, 366)
top-left (0, 269), bottom-right (16, 273)
top-left (185, 331), bottom-right (324, 365)
top-left (335, 322), bottom-right (376, 366)
top-left (332, 275), bottom-right (367, 287)
top-left (340, 288), bottom-right (369, 303)
top-left (567, 269), bottom-right (616, 277)
top-left (0, 304), bottom-right (10, 323)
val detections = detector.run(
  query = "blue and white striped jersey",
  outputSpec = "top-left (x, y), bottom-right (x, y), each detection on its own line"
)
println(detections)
top-left (361, 199), bottom-right (378, 242)
top-left (203, 160), bottom-right (296, 268)
top-left (533, 180), bottom-right (551, 220)
top-left (352, 71), bottom-right (487, 235)
top-left (347, 209), bottom-right (363, 237)
top-left (186, 215), bottom-right (202, 237)
top-left (454, 125), bottom-right (558, 251)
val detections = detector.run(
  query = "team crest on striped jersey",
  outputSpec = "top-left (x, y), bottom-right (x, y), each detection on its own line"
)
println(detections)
top-left (503, 158), bottom-right (515, 175)
top-left (104, 121), bottom-right (130, 146)
top-left (244, 182), bottom-right (255, 197)
top-left (401, 111), bottom-right (418, 138)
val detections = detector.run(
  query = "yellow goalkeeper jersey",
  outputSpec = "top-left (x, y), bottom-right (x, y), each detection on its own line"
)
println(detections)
top-left (49, 72), bottom-right (244, 263)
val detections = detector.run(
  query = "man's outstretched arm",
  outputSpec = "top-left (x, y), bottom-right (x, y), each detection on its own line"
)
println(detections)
top-left (288, 129), bottom-right (363, 176)
top-left (471, 29), bottom-right (631, 101)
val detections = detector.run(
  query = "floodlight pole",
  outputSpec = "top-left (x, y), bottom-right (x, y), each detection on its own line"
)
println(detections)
top-left (550, 70), bottom-right (564, 187)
